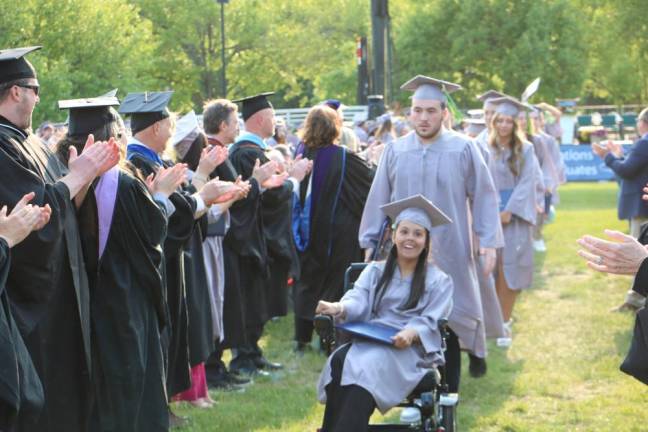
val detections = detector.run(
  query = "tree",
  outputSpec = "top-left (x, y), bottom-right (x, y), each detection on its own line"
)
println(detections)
top-left (0, 0), bottom-right (160, 125)
top-left (393, 0), bottom-right (587, 108)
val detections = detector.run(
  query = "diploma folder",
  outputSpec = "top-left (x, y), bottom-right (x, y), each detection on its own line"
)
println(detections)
top-left (499, 189), bottom-right (513, 211)
top-left (336, 321), bottom-right (401, 345)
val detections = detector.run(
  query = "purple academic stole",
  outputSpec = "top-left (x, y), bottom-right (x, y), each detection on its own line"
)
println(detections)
top-left (94, 166), bottom-right (120, 259)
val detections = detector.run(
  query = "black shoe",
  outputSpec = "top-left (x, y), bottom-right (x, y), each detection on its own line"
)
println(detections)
top-left (253, 355), bottom-right (283, 370)
top-left (230, 357), bottom-right (270, 377)
top-left (468, 354), bottom-right (487, 378)
top-left (224, 370), bottom-right (251, 385)
top-left (207, 370), bottom-right (248, 391)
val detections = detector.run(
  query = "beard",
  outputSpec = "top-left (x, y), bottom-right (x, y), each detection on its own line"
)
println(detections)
top-left (414, 122), bottom-right (442, 140)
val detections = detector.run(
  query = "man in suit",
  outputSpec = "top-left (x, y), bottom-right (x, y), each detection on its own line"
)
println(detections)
top-left (593, 107), bottom-right (648, 311)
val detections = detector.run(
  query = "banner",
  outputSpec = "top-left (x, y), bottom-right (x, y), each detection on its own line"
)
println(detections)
top-left (561, 144), bottom-right (632, 182)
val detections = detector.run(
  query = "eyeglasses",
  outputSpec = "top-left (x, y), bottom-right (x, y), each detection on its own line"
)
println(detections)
top-left (16, 84), bottom-right (39, 96)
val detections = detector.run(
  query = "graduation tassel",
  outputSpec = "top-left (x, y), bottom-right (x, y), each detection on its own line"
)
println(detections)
top-left (443, 89), bottom-right (463, 123)
top-left (526, 111), bottom-right (533, 136)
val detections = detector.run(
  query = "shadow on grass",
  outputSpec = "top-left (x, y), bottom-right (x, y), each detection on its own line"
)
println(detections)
top-left (613, 325), bottom-right (633, 359)
top-left (456, 350), bottom-right (525, 430)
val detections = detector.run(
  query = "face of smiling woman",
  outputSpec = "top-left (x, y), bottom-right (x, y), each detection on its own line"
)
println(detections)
top-left (393, 220), bottom-right (428, 261)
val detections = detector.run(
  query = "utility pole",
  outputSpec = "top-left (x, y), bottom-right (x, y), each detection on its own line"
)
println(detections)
top-left (356, 36), bottom-right (369, 105)
top-left (217, 0), bottom-right (229, 97)
top-left (370, 0), bottom-right (388, 98)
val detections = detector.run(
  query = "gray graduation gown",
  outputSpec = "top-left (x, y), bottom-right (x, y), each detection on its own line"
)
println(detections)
top-left (489, 143), bottom-right (538, 290)
top-left (202, 205), bottom-right (230, 341)
top-left (317, 262), bottom-right (453, 413)
top-left (359, 129), bottom-right (503, 357)
top-left (463, 133), bottom-right (506, 340)
top-left (539, 131), bottom-right (567, 205)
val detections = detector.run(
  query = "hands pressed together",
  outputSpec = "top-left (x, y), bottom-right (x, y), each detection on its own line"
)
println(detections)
top-left (0, 192), bottom-right (51, 248)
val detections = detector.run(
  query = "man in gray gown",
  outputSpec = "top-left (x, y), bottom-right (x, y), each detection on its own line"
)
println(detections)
top-left (359, 75), bottom-right (503, 392)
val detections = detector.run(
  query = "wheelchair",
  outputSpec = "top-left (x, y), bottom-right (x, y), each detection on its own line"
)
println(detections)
top-left (314, 263), bottom-right (459, 432)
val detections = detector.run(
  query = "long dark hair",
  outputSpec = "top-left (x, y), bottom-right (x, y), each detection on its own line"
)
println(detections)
top-left (372, 227), bottom-right (430, 314)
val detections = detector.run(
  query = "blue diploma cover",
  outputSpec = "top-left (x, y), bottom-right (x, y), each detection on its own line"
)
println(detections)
top-left (336, 321), bottom-right (401, 345)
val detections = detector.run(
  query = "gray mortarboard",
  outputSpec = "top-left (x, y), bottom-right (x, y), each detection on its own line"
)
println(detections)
top-left (118, 91), bottom-right (173, 134)
top-left (467, 108), bottom-right (484, 119)
top-left (0, 46), bottom-right (41, 85)
top-left (477, 90), bottom-right (507, 111)
top-left (172, 110), bottom-right (200, 159)
top-left (463, 117), bottom-right (486, 135)
top-left (233, 92), bottom-right (274, 121)
top-left (380, 194), bottom-right (452, 232)
top-left (476, 89), bottom-right (506, 102)
top-left (58, 95), bottom-right (120, 137)
top-left (488, 96), bottom-right (529, 118)
top-left (400, 75), bottom-right (461, 102)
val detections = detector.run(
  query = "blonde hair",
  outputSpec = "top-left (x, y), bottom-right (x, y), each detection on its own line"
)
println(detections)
top-left (488, 112), bottom-right (526, 177)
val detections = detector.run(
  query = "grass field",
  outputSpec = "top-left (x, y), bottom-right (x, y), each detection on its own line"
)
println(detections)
top-left (175, 182), bottom-right (648, 431)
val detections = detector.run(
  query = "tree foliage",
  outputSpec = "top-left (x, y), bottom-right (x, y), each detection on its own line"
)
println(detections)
top-left (0, 0), bottom-right (646, 126)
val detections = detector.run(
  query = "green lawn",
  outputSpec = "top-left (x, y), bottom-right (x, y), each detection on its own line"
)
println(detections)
top-left (175, 182), bottom-right (648, 431)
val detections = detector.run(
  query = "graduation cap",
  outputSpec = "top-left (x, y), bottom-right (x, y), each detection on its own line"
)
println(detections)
top-left (488, 96), bottom-right (529, 118)
top-left (58, 95), bottom-right (120, 137)
top-left (322, 99), bottom-right (346, 111)
top-left (232, 92), bottom-right (274, 121)
top-left (172, 110), bottom-right (201, 159)
top-left (476, 89), bottom-right (506, 102)
top-left (118, 91), bottom-right (173, 134)
top-left (0, 46), bottom-right (41, 85)
top-left (400, 75), bottom-right (462, 102)
top-left (467, 108), bottom-right (484, 119)
top-left (380, 194), bottom-right (452, 232)
top-left (463, 117), bottom-right (486, 136)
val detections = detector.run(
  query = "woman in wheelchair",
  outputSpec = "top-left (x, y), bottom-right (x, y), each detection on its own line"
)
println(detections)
top-left (315, 195), bottom-right (454, 432)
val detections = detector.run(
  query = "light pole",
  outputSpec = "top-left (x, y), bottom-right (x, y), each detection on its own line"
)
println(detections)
top-left (217, 0), bottom-right (229, 97)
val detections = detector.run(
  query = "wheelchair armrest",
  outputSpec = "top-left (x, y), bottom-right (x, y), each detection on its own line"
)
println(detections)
top-left (438, 318), bottom-right (449, 339)
top-left (314, 314), bottom-right (336, 355)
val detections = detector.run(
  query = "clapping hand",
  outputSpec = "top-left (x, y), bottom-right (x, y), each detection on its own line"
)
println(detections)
top-left (577, 229), bottom-right (648, 275)
top-left (68, 134), bottom-right (120, 181)
top-left (196, 145), bottom-right (228, 178)
top-left (146, 164), bottom-right (187, 197)
top-left (287, 155), bottom-right (312, 182)
top-left (0, 192), bottom-right (51, 248)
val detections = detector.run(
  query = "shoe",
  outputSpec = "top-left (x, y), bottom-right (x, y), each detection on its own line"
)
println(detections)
top-left (468, 354), bottom-right (487, 378)
top-left (253, 356), bottom-right (283, 370)
top-left (230, 360), bottom-right (270, 377)
top-left (189, 399), bottom-right (213, 409)
top-left (532, 239), bottom-right (547, 252)
top-left (224, 370), bottom-right (251, 386)
top-left (497, 319), bottom-right (513, 348)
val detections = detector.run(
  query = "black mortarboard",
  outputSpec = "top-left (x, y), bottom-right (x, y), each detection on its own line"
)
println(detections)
top-left (58, 95), bottom-right (120, 137)
top-left (0, 46), bottom-right (41, 85)
top-left (233, 92), bottom-right (274, 121)
top-left (118, 91), bottom-right (173, 134)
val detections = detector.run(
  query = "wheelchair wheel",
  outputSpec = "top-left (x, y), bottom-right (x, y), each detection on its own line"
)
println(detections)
top-left (440, 405), bottom-right (457, 432)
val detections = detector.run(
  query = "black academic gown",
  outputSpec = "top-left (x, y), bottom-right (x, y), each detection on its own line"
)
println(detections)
top-left (261, 178), bottom-right (300, 318)
top-left (294, 145), bottom-right (372, 322)
top-left (77, 168), bottom-right (169, 432)
top-left (184, 212), bottom-right (214, 367)
top-left (0, 239), bottom-right (44, 431)
top-left (128, 153), bottom-right (196, 397)
top-left (226, 140), bottom-right (294, 346)
top-left (0, 118), bottom-right (92, 432)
